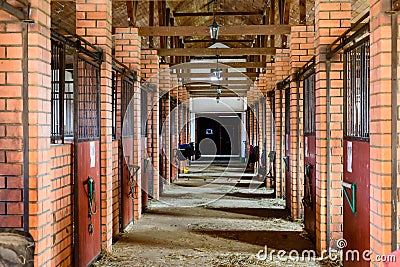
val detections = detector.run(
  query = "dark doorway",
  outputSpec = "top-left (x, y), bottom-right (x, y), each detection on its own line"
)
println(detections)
top-left (196, 115), bottom-right (241, 156)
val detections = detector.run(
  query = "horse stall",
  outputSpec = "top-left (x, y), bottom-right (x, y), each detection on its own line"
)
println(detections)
top-left (280, 78), bottom-right (292, 214)
top-left (51, 26), bottom-right (102, 266)
top-left (342, 35), bottom-right (370, 267)
top-left (300, 59), bottom-right (317, 242)
top-left (326, 15), bottom-right (370, 266)
top-left (112, 60), bottom-right (136, 231)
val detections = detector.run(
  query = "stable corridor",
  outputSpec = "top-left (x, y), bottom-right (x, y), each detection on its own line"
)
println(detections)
top-left (96, 161), bottom-right (318, 267)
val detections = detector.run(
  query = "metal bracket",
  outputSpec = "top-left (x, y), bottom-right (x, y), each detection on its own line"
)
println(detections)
top-left (342, 181), bottom-right (357, 215)
top-left (282, 156), bottom-right (289, 171)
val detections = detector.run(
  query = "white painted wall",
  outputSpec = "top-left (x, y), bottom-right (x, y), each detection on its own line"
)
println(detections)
top-left (190, 97), bottom-right (247, 113)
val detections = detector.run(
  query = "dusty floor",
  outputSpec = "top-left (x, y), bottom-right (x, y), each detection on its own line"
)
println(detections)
top-left (95, 162), bottom-right (338, 267)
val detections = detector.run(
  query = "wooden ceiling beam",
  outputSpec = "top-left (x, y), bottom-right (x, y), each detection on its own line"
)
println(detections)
top-left (138, 25), bottom-right (291, 37)
top-left (157, 47), bottom-right (276, 56)
top-left (184, 39), bottom-right (253, 43)
top-left (172, 11), bottom-right (263, 17)
top-left (171, 61), bottom-right (266, 69)
top-left (178, 72), bottom-right (259, 78)
top-left (184, 80), bottom-right (252, 85)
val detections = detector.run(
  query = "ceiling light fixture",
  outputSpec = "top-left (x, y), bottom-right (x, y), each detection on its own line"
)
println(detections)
top-left (211, 54), bottom-right (222, 80)
top-left (209, 0), bottom-right (220, 42)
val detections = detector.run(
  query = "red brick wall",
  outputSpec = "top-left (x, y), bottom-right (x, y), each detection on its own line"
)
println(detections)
top-left (369, 0), bottom-right (394, 259)
top-left (314, 0), bottom-right (350, 252)
top-left (111, 140), bottom-right (120, 237)
top-left (50, 144), bottom-right (73, 266)
top-left (26, 0), bottom-right (53, 265)
top-left (0, 13), bottom-right (24, 229)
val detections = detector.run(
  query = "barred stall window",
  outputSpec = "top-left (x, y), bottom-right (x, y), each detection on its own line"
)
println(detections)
top-left (112, 71), bottom-right (117, 140)
top-left (304, 72), bottom-right (316, 135)
top-left (76, 58), bottom-right (100, 140)
top-left (141, 88), bottom-right (148, 136)
top-left (51, 40), bottom-right (65, 143)
top-left (284, 82), bottom-right (290, 135)
top-left (344, 38), bottom-right (370, 140)
top-left (51, 27), bottom-right (102, 143)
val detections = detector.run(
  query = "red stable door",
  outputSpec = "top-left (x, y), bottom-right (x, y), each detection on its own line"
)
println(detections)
top-left (303, 71), bottom-right (316, 242)
top-left (343, 38), bottom-right (370, 267)
top-left (303, 135), bottom-right (316, 242)
top-left (342, 37), bottom-right (370, 267)
top-left (119, 74), bottom-right (135, 230)
top-left (343, 139), bottom-right (370, 267)
top-left (74, 57), bottom-right (102, 267)
top-left (283, 85), bottom-right (291, 213)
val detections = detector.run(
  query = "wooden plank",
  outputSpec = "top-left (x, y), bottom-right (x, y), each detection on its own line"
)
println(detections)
top-left (172, 61), bottom-right (266, 69)
top-left (299, 0), bottom-right (306, 24)
top-left (157, 47), bottom-right (276, 56)
top-left (172, 11), bottom-right (263, 17)
top-left (178, 72), bottom-right (259, 78)
top-left (184, 80), bottom-right (253, 85)
top-left (184, 39), bottom-right (253, 43)
top-left (139, 25), bottom-right (291, 36)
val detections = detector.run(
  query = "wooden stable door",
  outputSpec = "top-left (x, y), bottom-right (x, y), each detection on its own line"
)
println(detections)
top-left (115, 72), bottom-right (136, 231)
top-left (283, 83), bottom-right (291, 213)
top-left (343, 39), bottom-right (370, 267)
top-left (74, 56), bottom-right (102, 267)
top-left (303, 71), bottom-right (317, 242)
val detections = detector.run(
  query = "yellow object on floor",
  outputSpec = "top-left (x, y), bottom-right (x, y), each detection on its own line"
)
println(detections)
top-left (184, 166), bottom-right (188, 174)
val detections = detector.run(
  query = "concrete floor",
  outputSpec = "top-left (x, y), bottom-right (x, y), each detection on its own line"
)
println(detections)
top-left (96, 161), bottom-right (334, 266)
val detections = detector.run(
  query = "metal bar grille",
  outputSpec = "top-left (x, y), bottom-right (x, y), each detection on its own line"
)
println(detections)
top-left (284, 83), bottom-right (290, 135)
top-left (121, 76), bottom-right (134, 121)
top-left (51, 40), bottom-right (65, 143)
top-left (344, 38), bottom-right (370, 140)
top-left (141, 89), bottom-right (148, 136)
top-left (304, 72), bottom-right (316, 135)
top-left (112, 71), bottom-right (117, 140)
top-left (77, 57), bottom-right (100, 141)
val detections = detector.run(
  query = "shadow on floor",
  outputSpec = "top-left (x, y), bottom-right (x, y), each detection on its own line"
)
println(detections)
top-left (205, 207), bottom-right (288, 218)
top-left (224, 192), bottom-right (276, 199)
top-left (189, 229), bottom-right (314, 252)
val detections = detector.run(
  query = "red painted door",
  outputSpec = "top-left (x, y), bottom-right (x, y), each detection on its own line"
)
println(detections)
top-left (284, 134), bottom-right (291, 212)
top-left (303, 71), bottom-right (316, 242)
top-left (343, 140), bottom-right (370, 267)
top-left (120, 75), bottom-right (135, 230)
top-left (141, 137), bottom-right (149, 210)
top-left (74, 57), bottom-right (101, 267)
top-left (121, 138), bottom-right (134, 229)
top-left (303, 135), bottom-right (316, 242)
top-left (76, 141), bottom-right (101, 267)
top-left (343, 38), bottom-right (370, 267)
top-left (284, 86), bottom-right (291, 213)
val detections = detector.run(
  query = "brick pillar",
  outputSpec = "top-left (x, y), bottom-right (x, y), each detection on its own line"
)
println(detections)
top-left (369, 0), bottom-right (394, 259)
top-left (160, 64), bottom-right (171, 184)
top-left (76, 0), bottom-right (114, 250)
top-left (314, 0), bottom-right (350, 252)
top-left (289, 26), bottom-right (315, 219)
top-left (274, 49), bottom-right (290, 198)
top-left (0, 16), bottom-right (24, 228)
top-left (140, 49), bottom-right (160, 200)
top-left (114, 28), bottom-right (142, 216)
top-left (114, 28), bottom-right (142, 219)
top-left (0, 0), bottom-right (53, 264)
